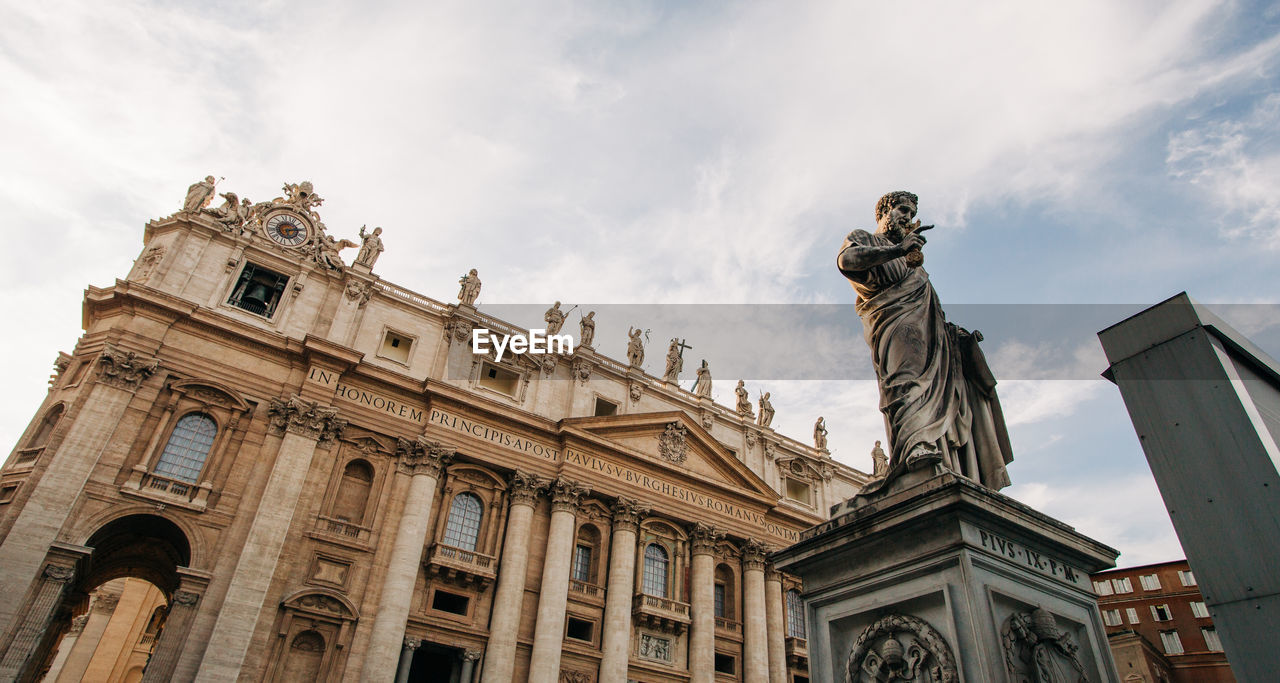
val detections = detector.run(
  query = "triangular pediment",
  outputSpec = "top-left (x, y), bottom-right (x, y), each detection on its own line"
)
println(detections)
top-left (561, 411), bottom-right (776, 501)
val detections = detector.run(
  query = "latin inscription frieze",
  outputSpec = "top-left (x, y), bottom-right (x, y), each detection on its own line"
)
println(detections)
top-left (428, 408), bottom-right (559, 461)
top-left (975, 527), bottom-right (1084, 587)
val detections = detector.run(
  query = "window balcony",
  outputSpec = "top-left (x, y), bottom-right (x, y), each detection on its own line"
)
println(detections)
top-left (425, 543), bottom-right (497, 588)
top-left (785, 636), bottom-right (808, 667)
top-left (120, 465), bottom-right (211, 511)
top-left (568, 579), bottom-right (606, 607)
top-left (715, 616), bottom-right (742, 636)
top-left (632, 593), bottom-right (691, 635)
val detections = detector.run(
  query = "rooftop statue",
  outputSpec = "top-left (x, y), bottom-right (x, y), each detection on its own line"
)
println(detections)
top-left (837, 191), bottom-right (1013, 495)
top-left (579, 311), bottom-right (596, 347)
top-left (183, 175), bottom-right (217, 213)
top-left (355, 226), bottom-right (384, 268)
top-left (458, 269), bottom-right (482, 306)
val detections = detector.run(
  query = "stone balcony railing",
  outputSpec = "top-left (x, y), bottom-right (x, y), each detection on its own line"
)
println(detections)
top-left (568, 579), bottom-right (606, 606)
top-left (425, 543), bottom-right (497, 588)
top-left (120, 465), bottom-right (212, 511)
top-left (715, 616), bottom-right (741, 634)
top-left (12, 446), bottom-right (43, 465)
top-left (632, 593), bottom-right (691, 635)
top-left (785, 636), bottom-right (808, 667)
top-left (315, 515), bottom-right (372, 543)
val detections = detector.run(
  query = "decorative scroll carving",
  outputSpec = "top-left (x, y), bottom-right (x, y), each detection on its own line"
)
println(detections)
top-left (847, 613), bottom-right (958, 683)
top-left (559, 670), bottom-right (592, 683)
top-left (1001, 608), bottom-right (1089, 683)
top-left (629, 381), bottom-right (644, 403)
top-left (611, 497), bottom-right (650, 532)
top-left (96, 344), bottom-right (160, 392)
top-left (763, 439), bottom-right (777, 460)
top-left (268, 395), bottom-right (345, 444)
top-left (173, 591), bottom-right (200, 606)
top-left (658, 422), bottom-right (688, 464)
top-left (462, 649), bottom-right (482, 663)
top-left (689, 523), bottom-right (724, 556)
top-left (395, 437), bottom-right (453, 478)
top-left (745, 429), bottom-right (758, 450)
top-left (549, 476), bottom-right (590, 513)
top-left (508, 471), bottom-right (545, 507)
top-left (572, 358), bottom-right (593, 385)
top-left (740, 538), bottom-right (770, 570)
top-left (444, 317), bottom-right (473, 343)
top-left (344, 280), bottom-right (373, 307)
top-left (43, 565), bottom-right (75, 583)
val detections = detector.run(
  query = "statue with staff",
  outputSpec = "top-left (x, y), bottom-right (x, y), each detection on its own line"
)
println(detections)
top-left (664, 338), bottom-right (690, 384)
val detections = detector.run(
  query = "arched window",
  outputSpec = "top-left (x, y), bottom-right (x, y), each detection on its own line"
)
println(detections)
top-left (280, 630), bottom-right (325, 680)
top-left (332, 460), bottom-right (374, 524)
top-left (642, 544), bottom-right (669, 598)
top-left (786, 589), bottom-right (806, 639)
top-left (29, 403), bottom-right (64, 449)
top-left (573, 525), bottom-right (601, 584)
top-left (154, 413), bottom-right (217, 483)
top-left (715, 564), bottom-right (736, 619)
top-left (442, 493), bottom-right (483, 551)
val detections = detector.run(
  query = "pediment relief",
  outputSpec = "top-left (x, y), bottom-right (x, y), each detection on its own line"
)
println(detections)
top-left (169, 378), bottom-right (251, 413)
top-left (775, 454), bottom-right (831, 482)
top-left (562, 412), bottom-right (775, 500)
top-left (337, 427), bottom-right (396, 456)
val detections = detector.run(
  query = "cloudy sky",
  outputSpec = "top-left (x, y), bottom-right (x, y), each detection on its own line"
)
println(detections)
top-left (3, 0), bottom-right (1279, 568)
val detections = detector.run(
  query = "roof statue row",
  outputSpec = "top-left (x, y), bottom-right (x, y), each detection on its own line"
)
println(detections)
top-left (180, 176), bottom-right (386, 274)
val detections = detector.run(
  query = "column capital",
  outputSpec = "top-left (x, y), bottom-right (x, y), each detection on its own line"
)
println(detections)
top-left (173, 590), bottom-right (201, 606)
top-left (740, 538), bottom-right (771, 570)
top-left (549, 476), bottom-right (589, 513)
top-left (96, 343), bottom-right (160, 392)
top-left (765, 566), bottom-right (783, 583)
top-left (268, 395), bottom-right (346, 444)
top-left (42, 564), bottom-right (75, 584)
top-left (508, 471), bottom-right (545, 508)
top-left (402, 636), bottom-right (420, 651)
top-left (689, 522), bottom-right (724, 556)
top-left (610, 497), bottom-right (649, 532)
top-left (67, 614), bottom-right (89, 636)
top-left (462, 649), bottom-right (482, 662)
top-left (395, 437), bottom-right (453, 477)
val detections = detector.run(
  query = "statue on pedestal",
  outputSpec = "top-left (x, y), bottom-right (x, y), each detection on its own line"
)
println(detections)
top-left (544, 302), bottom-right (566, 335)
top-left (757, 392), bottom-right (774, 428)
top-left (692, 361), bottom-right (712, 398)
top-left (837, 191), bottom-right (1013, 494)
top-left (458, 269), bottom-right (482, 306)
top-left (579, 311), bottom-right (596, 347)
top-left (663, 338), bottom-right (687, 384)
top-left (814, 417), bottom-right (828, 451)
top-left (735, 380), bottom-right (754, 418)
top-left (626, 327), bottom-right (646, 367)
top-left (871, 440), bottom-right (888, 477)
top-left (355, 226), bottom-right (384, 268)
top-left (183, 175), bottom-right (217, 213)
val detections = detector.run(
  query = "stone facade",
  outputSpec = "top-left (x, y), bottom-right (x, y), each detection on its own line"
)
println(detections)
top-left (0, 184), bottom-right (867, 682)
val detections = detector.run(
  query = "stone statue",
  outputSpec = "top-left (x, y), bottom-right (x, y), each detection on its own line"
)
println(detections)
top-left (355, 226), bottom-right (384, 268)
top-left (838, 191), bottom-right (1013, 494)
top-left (579, 311), bottom-right (596, 347)
top-left (757, 392), bottom-right (774, 428)
top-left (458, 269), bottom-right (482, 306)
top-left (813, 417), bottom-right (828, 451)
top-left (183, 175), bottom-right (217, 213)
top-left (1000, 608), bottom-right (1089, 682)
top-left (663, 338), bottom-right (686, 384)
top-left (871, 440), bottom-right (888, 477)
top-left (626, 327), bottom-right (645, 366)
top-left (544, 301), bottom-right (566, 335)
top-left (692, 360), bottom-right (712, 398)
top-left (313, 233), bottom-right (357, 272)
top-left (735, 380), bottom-right (754, 418)
top-left (282, 180), bottom-right (323, 212)
top-left (206, 191), bottom-right (246, 230)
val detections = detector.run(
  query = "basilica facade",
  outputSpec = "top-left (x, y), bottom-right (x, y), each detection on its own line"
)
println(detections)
top-left (0, 181), bottom-right (867, 682)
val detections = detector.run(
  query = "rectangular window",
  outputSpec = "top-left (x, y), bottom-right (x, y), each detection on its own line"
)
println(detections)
top-left (1202, 627), bottom-right (1222, 652)
top-left (1093, 580), bottom-right (1114, 596)
top-left (593, 397), bottom-right (618, 416)
top-left (1179, 569), bottom-right (1197, 586)
top-left (1190, 601), bottom-right (1210, 618)
top-left (565, 617), bottom-right (594, 643)
top-left (714, 653), bottom-right (736, 675)
top-left (1140, 574), bottom-right (1161, 591)
top-left (1150, 604), bottom-right (1172, 622)
top-left (379, 330), bottom-right (413, 365)
top-left (1159, 630), bottom-right (1184, 655)
top-left (477, 362), bottom-right (521, 396)
top-left (430, 590), bottom-right (470, 616)
top-left (714, 583), bottom-right (726, 618)
top-left (1112, 577), bottom-right (1133, 593)
top-left (1102, 609), bottom-right (1122, 626)
top-left (572, 544), bottom-right (592, 583)
top-left (1126, 607), bottom-right (1140, 624)
top-left (785, 478), bottom-right (812, 505)
top-left (0, 483), bottom-right (17, 504)
top-left (228, 262), bottom-right (288, 317)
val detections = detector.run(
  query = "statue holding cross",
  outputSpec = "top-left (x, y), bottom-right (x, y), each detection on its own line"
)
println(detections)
top-left (664, 338), bottom-right (690, 384)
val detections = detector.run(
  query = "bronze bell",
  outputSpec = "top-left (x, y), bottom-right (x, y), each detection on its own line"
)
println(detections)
top-left (242, 281), bottom-right (270, 309)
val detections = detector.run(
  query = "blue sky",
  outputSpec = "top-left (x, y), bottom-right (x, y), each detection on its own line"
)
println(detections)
top-left (3, 0), bottom-right (1279, 567)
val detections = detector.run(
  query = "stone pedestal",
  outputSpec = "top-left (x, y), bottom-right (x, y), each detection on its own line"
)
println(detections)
top-left (773, 471), bottom-right (1120, 683)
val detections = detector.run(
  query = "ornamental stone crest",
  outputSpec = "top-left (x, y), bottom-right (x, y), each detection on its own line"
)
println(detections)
top-left (658, 422), bottom-right (689, 464)
top-left (395, 437), bottom-right (453, 478)
top-left (1001, 608), bottom-right (1089, 682)
top-left (572, 358), bottom-right (593, 385)
top-left (847, 613), bottom-right (958, 683)
top-left (96, 344), bottom-right (160, 392)
top-left (444, 317), bottom-right (473, 343)
top-left (268, 395), bottom-right (345, 445)
top-left (629, 381), bottom-right (644, 403)
top-left (344, 280), bottom-right (373, 307)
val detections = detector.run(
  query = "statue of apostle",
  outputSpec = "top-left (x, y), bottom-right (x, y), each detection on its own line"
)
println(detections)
top-left (692, 360), bottom-right (713, 398)
top-left (183, 175), bottom-right (217, 213)
top-left (735, 380), bottom-right (754, 418)
top-left (663, 338), bottom-right (684, 384)
top-left (355, 226), bottom-right (384, 268)
top-left (837, 191), bottom-right (1013, 494)
top-left (626, 327), bottom-right (646, 367)
top-left (579, 311), bottom-right (596, 347)
top-left (544, 301), bottom-right (566, 335)
top-left (458, 269), bottom-right (482, 306)
top-left (757, 392), bottom-right (774, 428)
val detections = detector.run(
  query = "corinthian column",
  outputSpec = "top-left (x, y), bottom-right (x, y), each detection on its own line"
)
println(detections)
top-left (196, 395), bottom-right (346, 683)
top-left (0, 345), bottom-right (158, 636)
top-left (599, 498), bottom-right (649, 683)
top-left (0, 544), bottom-right (88, 681)
top-left (742, 540), bottom-right (770, 683)
top-left (527, 477), bottom-right (589, 683)
top-left (360, 438), bottom-right (453, 683)
top-left (480, 472), bottom-right (543, 683)
top-left (688, 523), bottom-right (722, 683)
top-left (764, 567), bottom-right (786, 683)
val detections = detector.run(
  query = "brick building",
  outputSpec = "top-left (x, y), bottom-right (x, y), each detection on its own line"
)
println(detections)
top-left (1092, 559), bottom-right (1234, 682)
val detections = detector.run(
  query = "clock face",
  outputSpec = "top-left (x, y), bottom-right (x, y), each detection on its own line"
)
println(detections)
top-left (265, 213), bottom-right (309, 247)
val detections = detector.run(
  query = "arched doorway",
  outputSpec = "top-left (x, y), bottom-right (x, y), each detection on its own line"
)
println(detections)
top-left (28, 514), bottom-right (191, 683)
